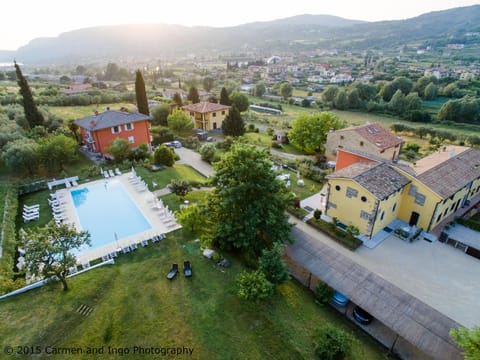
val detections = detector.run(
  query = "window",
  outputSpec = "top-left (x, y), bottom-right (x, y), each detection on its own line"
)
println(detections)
top-left (436, 214), bottom-right (442, 223)
top-left (414, 193), bottom-right (426, 206)
top-left (212, 112), bottom-right (217, 117)
top-left (380, 211), bottom-right (385, 221)
top-left (327, 201), bottom-right (337, 209)
top-left (112, 126), bottom-right (120, 134)
top-left (408, 185), bottom-right (418, 196)
top-left (190, 112), bottom-right (194, 116)
top-left (360, 210), bottom-right (370, 220)
top-left (340, 135), bottom-right (344, 140)
top-left (360, 141), bottom-right (364, 146)
top-left (361, 196), bottom-right (367, 202)
top-left (392, 203), bottom-right (397, 212)
top-left (335, 185), bottom-right (341, 191)
top-left (346, 187), bottom-right (358, 198)
top-left (125, 123), bottom-right (134, 131)
top-left (128, 136), bottom-right (134, 144)
top-left (221, 111), bottom-right (225, 115)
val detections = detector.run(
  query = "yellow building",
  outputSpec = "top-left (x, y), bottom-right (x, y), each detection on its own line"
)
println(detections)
top-left (326, 123), bottom-right (403, 161)
top-left (182, 102), bottom-right (230, 131)
top-left (326, 146), bottom-right (480, 238)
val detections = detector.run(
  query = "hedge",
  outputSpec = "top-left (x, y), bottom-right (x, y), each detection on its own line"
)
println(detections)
top-left (306, 218), bottom-right (363, 251)
top-left (0, 183), bottom-right (24, 293)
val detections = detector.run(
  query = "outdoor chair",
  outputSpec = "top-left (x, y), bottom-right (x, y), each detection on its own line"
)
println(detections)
top-left (167, 263), bottom-right (178, 280)
top-left (184, 261), bottom-right (192, 277)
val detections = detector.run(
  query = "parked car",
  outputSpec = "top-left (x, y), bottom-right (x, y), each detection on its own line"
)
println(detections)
top-left (163, 141), bottom-right (182, 148)
top-left (352, 306), bottom-right (373, 325)
top-left (332, 291), bottom-right (349, 307)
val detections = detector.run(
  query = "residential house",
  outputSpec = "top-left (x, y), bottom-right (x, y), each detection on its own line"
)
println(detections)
top-left (75, 110), bottom-right (151, 155)
top-left (182, 102), bottom-right (230, 131)
top-left (326, 123), bottom-right (403, 161)
top-left (325, 146), bottom-right (480, 239)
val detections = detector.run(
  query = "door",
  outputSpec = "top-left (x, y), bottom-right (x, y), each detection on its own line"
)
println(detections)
top-left (409, 211), bottom-right (419, 226)
top-left (213, 122), bottom-right (217, 130)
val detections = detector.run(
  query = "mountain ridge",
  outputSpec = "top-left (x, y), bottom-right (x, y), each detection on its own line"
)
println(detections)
top-left (3, 6), bottom-right (480, 64)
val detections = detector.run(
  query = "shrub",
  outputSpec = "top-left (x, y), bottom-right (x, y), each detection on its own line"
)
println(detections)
top-left (315, 281), bottom-right (333, 306)
top-left (313, 209), bottom-right (322, 219)
top-left (271, 140), bottom-right (282, 149)
top-left (314, 325), bottom-right (354, 360)
top-left (236, 270), bottom-right (274, 301)
top-left (153, 145), bottom-right (175, 167)
top-left (258, 243), bottom-right (289, 285)
top-left (199, 143), bottom-right (217, 163)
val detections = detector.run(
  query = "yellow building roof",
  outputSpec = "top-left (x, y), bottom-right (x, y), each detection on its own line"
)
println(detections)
top-left (410, 145), bottom-right (469, 175)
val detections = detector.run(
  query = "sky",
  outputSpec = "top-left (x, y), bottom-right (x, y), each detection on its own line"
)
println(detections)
top-left (1, 0), bottom-right (479, 50)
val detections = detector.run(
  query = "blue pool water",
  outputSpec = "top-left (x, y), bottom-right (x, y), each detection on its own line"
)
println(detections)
top-left (70, 180), bottom-right (151, 251)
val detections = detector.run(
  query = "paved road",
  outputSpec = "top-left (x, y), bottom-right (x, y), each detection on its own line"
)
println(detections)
top-left (175, 147), bottom-right (215, 178)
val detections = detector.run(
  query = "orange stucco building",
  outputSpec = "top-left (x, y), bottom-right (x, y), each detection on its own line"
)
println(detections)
top-left (75, 110), bottom-right (151, 155)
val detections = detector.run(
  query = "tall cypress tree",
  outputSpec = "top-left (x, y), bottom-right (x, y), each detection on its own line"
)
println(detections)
top-left (187, 86), bottom-right (200, 104)
top-left (135, 69), bottom-right (149, 116)
top-left (220, 87), bottom-right (231, 106)
top-left (15, 60), bottom-right (44, 128)
top-left (222, 105), bottom-right (245, 137)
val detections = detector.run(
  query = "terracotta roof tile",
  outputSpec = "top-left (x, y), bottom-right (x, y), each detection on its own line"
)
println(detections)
top-left (75, 110), bottom-right (149, 130)
top-left (328, 162), bottom-right (410, 199)
top-left (418, 148), bottom-right (480, 198)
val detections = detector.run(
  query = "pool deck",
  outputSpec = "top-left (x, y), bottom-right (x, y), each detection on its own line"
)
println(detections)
top-left (54, 172), bottom-right (181, 265)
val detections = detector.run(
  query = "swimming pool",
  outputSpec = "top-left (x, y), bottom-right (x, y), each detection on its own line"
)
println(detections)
top-left (70, 179), bottom-right (152, 251)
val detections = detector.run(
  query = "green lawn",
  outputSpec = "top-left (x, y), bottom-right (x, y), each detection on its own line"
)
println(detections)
top-left (135, 164), bottom-right (208, 190)
top-left (49, 103), bottom-right (136, 122)
top-left (0, 228), bottom-right (390, 360)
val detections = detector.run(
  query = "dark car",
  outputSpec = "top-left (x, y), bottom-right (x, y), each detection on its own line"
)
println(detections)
top-left (352, 306), bottom-right (373, 325)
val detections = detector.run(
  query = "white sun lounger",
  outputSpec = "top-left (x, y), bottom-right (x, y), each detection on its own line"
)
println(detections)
top-left (115, 168), bottom-right (122, 175)
top-left (24, 204), bottom-right (40, 210)
top-left (65, 181), bottom-right (71, 188)
top-left (71, 179), bottom-right (78, 186)
top-left (23, 208), bottom-right (39, 215)
top-left (108, 169), bottom-right (115, 177)
top-left (23, 213), bottom-right (39, 223)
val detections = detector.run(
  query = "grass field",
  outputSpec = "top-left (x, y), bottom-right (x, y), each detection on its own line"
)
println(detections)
top-left (49, 103), bottom-right (136, 122)
top-left (0, 227), bottom-right (391, 360)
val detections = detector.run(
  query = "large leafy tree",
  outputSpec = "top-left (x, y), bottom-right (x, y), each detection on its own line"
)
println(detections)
top-left (167, 109), bottom-right (194, 135)
top-left (209, 144), bottom-right (293, 258)
top-left (187, 86), bottom-right (200, 104)
top-left (254, 82), bottom-right (266, 97)
top-left (135, 69), bottom-right (149, 116)
top-left (450, 327), bottom-right (480, 360)
top-left (203, 77), bottom-right (214, 92)
top-left (38, 134), bottom-right (78, 173)
top-left (222, 105), bottom-right (245, 137)
top-left (14, 61), bottom-right (45, 129)
top-left (23, 222), bottom-right (91, 291)
top-left (151, 103), bottom-right (171, 126)
top-left (229, 92), bottom-right (249, 112)
top-left (172, 92), bottom-right (183, 107)
top-left (105, 138), bottom-right (131, 162)
top-left (2, 139), bottom-right (38, 176)
top-left (289, 112), bottom-right (346, 154)
top-left (280, 82), bottom-right (293, 100)
top-left (153, 145), bottom-right (175, 167)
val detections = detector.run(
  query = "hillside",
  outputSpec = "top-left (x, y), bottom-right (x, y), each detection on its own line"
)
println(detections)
top-left (3, 5), bottom-right (480, 64)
